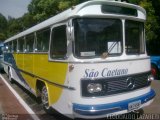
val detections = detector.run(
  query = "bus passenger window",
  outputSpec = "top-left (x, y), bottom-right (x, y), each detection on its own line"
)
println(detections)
top-left (4, 43), bottom-right (9, 53)
top-left (0, 46), bottom-right (2, 55)
top-left (18, 38), bottom-right (25, 52)
top-left (36, 28), bottom-right (50, 52)
top-left (8, 42), bottom-right (12, 53)
top-left (13, 40), bottom-right (17, 52)
top-left (50, 25), bottom-right (67, 59)
top-left (26, 34), bottom-right (34, 52)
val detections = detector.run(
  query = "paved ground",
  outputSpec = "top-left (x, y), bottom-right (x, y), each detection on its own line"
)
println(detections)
top-left (0, 77), bottom-right (33, 120)
top-left (0, 73), bottom-right (160, 120)
top-left (143, 80), bottom-right (160, 113)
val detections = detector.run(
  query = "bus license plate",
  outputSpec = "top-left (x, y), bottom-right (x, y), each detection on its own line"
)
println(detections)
top-left (128, 100), bottom-right (141, 112)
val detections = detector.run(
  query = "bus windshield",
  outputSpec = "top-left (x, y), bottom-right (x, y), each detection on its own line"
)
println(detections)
top-left (73, 18), bottom-right (122, 58)
top-left (125, 20), bottom-right (145, 54)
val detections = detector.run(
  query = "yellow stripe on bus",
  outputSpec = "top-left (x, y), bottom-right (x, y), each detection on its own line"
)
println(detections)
top-left (13, 53), bottom-right (68, 105)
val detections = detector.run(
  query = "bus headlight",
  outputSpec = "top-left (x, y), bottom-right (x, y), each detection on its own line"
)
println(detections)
top-left (87, 83), bottom-right (102, 93)
top-left (148, 75), bottom-right (154, 82)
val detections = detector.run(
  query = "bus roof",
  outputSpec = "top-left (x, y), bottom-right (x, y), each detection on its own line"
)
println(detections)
top-left (5, 0), bottom-right (146, 43)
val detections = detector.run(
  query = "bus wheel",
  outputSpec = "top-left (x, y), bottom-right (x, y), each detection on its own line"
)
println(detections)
top-left (41, 85), bottom-right (52, 114)
top-left (8, 68), bottom-right (13, 83)
top-left (151, 64), bottom-right (159, 80)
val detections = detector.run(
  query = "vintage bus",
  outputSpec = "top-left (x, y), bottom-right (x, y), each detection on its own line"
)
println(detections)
top-left (3, 0), bottom-right (155, 119)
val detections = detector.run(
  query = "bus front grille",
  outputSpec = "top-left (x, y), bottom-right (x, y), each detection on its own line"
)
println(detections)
top-left (81, 72), bottom-right (151, 97)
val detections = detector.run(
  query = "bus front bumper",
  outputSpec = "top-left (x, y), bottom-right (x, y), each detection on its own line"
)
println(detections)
top-left (73, 89), bottom-right (155, 118)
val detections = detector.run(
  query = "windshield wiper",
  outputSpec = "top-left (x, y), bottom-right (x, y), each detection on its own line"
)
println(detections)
top-left (101, 42), bottom-right (120, 59)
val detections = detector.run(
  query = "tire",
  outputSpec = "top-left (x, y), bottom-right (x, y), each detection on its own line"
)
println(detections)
top-left (40, 84), bottom-right (71, 118)
top-left (8, 68), bottom-right (14, 83)
top-left (151, 64), bottom-right (159, 80)
top-left (41, 85), bottom-right (53, 114)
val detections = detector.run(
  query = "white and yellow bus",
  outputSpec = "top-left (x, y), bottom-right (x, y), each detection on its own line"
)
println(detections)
top-left (3, 0), bottom-right (155, 119)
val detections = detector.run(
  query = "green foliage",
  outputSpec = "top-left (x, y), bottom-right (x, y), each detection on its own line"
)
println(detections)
top-left (140, 0), bottom-right (159, 41)
top-left (28, 0), bottom-right (58, 22)
top-left (28, 0), bottom-right (79, 23)
top-left (0, 13), bottom-right (7, 41)
top-left (129, 0), bottom-right (159, 41)
top-left (0, 33), bottom-right (6, 41)
top-left (2, 0), bottom-right (160, 44)
top-left (58, 0), bottom-right (79, 11)
top-left (21, 13), bottom-right (36, 29)
top-left (6, 17), bottom-right (23, 37)
top-left (128, 0), bottom-right (139, 4)
top-left (0, 13), bottom-right (7, 32)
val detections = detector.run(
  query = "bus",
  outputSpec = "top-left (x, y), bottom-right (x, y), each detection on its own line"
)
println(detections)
top-left (3, 0), bottom-right (155, 119)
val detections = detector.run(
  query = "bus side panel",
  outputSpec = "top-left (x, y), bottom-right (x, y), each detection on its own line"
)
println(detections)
top-left (3, 53), bottom-right (10, 73)
top-left (3, 52), bottom-right (17, 74)
top-left (23, 54), bottom-right (34, 89)
top-left (16, 54), bottom-right (24, 70)
top-left (11, 53), bottom-right (68, 105)
top-left (33, 54), bottom-right (68, 105)
top-left (10, 53), bottom-right (32, 90)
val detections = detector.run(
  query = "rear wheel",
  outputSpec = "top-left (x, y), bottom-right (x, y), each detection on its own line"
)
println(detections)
top-left (151, 64), bottom-right (159, 80)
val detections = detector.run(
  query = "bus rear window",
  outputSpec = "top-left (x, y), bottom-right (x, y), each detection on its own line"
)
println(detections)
top-left (101, 5), bottom-right (138, 17)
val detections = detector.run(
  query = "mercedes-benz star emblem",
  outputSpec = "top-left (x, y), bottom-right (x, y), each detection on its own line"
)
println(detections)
top-left (127, 77), bottom-right (135, 89)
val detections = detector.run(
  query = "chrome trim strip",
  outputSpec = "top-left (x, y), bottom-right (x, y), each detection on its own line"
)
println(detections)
top-left (75, 107), bottom-right (121, 113)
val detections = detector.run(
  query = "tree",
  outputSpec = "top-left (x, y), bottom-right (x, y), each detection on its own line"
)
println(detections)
top-left (21, 13), bottom-right (36, 29)
top-left (139, 0), bottom-right (159, 41)
top-left (0, 13), bottom-right (7, 41)
top-left (6, 17), bottom-right (23, 37)
top-left (151, 0), bottom-right (160, 40)
top-left (129, 0), bottom-right (160, 41)
top-left (4, 0), bottom-right (160, 43)
top-left (28, 0), bottom-right (79, 23)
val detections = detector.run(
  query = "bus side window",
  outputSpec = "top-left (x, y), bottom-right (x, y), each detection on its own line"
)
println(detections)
top-left (36, 28), bottom-right (50, 52)
top-left (50, 25), bottom-right (67, 59)
top-left (26, 34), bottom-right (34, 52)
top-left (18, 37), bottom-right (25, 52)
top-left (13, 40), bottom-right (17, 52)
top-left (8, 42), bottom-right (12, 53)
top-left (4, 43), bottom-right (9, 53)
top-left (0, 44), bottom-right (3, 55)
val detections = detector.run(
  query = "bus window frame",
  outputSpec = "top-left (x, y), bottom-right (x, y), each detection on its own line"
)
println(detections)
top-left (49, 23), bottom-right (68, 61)
top-left (25, 33), bottom-right (35, 53)
top-left (72, 17), bottom-right (123, 59)
top-left (12, 39), bottom-right (18, 53)
top-left (7, 41), bottom-right (12, 53)
top-left (125, 20), bottom-right (145, 55)
top-left (17, 37), bottom-right (25, 53)
top-left (35, 27), bottom-right (51, 53)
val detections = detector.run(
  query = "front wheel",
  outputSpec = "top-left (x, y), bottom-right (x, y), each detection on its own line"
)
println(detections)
top-left (41, 85), bottom-right (53, 114)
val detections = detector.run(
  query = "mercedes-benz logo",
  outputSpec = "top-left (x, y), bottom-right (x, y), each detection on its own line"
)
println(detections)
top-left (127, 77), bottom-right (135, 89)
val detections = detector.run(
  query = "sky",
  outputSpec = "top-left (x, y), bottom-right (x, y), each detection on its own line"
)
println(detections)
top-left (0, 0), bottom-right (31, 19)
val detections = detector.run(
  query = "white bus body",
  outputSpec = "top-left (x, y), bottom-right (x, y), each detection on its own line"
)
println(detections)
top-left (3, 0), bottom-right (155, 119)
